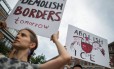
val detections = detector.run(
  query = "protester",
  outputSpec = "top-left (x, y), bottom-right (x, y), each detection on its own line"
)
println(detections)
top-left (72, 64), bottom-right (83, 69)
top-left (0, 20), bottom-right (71, 69)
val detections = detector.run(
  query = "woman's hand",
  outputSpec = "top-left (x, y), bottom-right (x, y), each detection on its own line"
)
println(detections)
top-left (51, 31), bottom-right (59, 43)
top-left (0, 20), bottom-right (7, 29)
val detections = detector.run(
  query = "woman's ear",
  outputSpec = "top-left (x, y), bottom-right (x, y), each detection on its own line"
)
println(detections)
top-left (30, 43), bottom-right (36, 49)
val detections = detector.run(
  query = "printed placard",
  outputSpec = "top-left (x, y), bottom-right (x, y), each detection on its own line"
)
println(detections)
top-left (65, 25), bottom-right (110, 68)
top-left (6, 0), bottom-right (67, 37)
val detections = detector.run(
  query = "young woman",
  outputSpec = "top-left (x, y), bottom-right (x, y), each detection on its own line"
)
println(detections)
top-left (0, 21), bottom-right (71, 69)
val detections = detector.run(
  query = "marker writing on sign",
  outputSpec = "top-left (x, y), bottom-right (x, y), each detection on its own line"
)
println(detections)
top-left (13, 6), bottom-right (61, 21)
top-left (14, 17), bottom-right (49, 29)
top-left (21, 0), bottom-right (64, 10)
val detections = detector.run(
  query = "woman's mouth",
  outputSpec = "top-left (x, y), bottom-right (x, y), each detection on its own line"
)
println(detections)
top-left (13, 39), bottom-right (19, 43)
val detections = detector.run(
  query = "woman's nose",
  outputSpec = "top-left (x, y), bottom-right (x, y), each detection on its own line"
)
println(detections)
top-left (15, 34), bottom-right (20, 39)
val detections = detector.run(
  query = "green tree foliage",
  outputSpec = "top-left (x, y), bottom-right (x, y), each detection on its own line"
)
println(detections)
top-left (30, 54), bottom-right (46, 64)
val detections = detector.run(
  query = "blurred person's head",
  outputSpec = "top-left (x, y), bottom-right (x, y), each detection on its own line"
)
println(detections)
top-left (72, 64), bottom-right (82, 69)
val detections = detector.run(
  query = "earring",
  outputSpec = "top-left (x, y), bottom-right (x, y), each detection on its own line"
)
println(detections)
top-left (28, 49), bottom-right (31, 55)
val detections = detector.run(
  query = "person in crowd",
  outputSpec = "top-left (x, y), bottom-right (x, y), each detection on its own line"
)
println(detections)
top-left (0, 20), bottom-right (71, 69)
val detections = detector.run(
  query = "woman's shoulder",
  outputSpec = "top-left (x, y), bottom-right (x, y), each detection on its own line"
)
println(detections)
top-left (0, 55), bottom-right (40, 69)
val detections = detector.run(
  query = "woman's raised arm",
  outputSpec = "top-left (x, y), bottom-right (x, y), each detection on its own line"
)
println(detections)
top-left (39, 31), bottom-right (71, 69)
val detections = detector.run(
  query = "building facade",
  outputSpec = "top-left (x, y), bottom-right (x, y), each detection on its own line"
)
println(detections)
top-left (0, 0), bottom-right (11, 20)
top-left (108, 42), bottom-right (114, 69)
top-left (0, 0), bottom-right (17, 48)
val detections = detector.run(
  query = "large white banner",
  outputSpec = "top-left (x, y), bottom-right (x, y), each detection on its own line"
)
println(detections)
top-left (65, 25), bottom-right (110, 68)
top-left (6, 0), bottom-right (67, 37)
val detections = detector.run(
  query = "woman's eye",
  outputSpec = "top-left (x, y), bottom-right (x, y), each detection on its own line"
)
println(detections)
top-left (21, 33), bottom-right (26, 37)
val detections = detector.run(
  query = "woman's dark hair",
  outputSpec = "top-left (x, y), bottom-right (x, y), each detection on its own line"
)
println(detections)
top-left (73, 64), bottom-right (82, 69)
top-left (21, 28), bottom-right (38, 62)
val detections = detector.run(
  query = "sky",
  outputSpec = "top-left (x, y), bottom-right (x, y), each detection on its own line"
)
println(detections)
top-left (6, 0), bottom-right (114, 60)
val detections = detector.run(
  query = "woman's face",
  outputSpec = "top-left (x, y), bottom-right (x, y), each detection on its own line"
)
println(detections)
top-left (12, 29), bottom-right (32, 50)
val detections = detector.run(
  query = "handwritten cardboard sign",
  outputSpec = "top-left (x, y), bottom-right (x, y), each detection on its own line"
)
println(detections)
top-left (6, 0), bottom-right (67, 37)
top-left (65, 25), bottom-right (110, 68)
